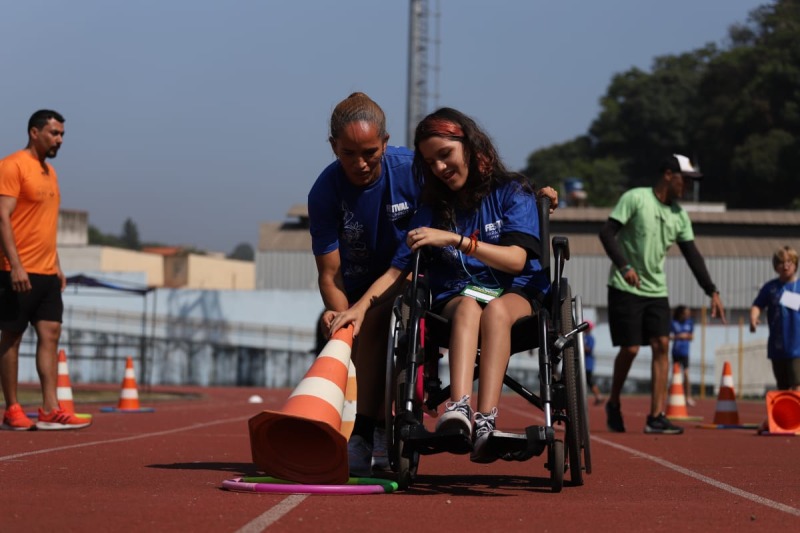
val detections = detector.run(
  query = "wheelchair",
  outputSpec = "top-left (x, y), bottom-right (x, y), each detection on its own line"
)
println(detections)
top-left (382, 198), bottom-right (592, 492)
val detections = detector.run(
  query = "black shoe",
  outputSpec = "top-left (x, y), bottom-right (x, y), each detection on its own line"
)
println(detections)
top-left (605, 402), bottom-right (625, 433)
top-left (645, 413), bottom-right (684, 435)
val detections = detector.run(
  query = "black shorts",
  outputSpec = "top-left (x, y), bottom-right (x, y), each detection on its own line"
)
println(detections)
top-left (0, 271), bottom-right (63, 332)
top-left (771, 358), bottom-right (800, 390)
top-left (608, 286), bottom-right (670, 347)
top-left (673, 355), bottom-right (689, 369)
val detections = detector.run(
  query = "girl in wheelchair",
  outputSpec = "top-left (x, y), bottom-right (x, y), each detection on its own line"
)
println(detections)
top-left (331, 107), bottom-right (556, 463)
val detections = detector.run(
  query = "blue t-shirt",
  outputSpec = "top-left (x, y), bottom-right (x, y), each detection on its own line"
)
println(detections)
top-left (670, 318), bottom-right (694, 358)
top-left (308, 146), bottom-right (420, 301)
top-left (584, 334), bottom-right (595, 372)
top-left (391, 180), bottom-right (550, 304)
top-left (752, 278), bottom-right (800, 360)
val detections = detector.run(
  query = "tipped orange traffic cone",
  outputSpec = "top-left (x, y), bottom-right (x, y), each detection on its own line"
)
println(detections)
top-left (339, 360), bottom-right (357, 439)
top-left (100, 357), bottom-right (155, 413)
top-left (56, 350), bottom-right (75, 414)
top-left (249, 325), bottom-right (354, 484)
top-left (765, 390), bottom-right (800, 435)
top-left (713, 361), bottom-right (739, 425)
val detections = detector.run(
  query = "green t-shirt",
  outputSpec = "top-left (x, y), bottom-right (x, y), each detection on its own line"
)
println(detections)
top-left (607, 187), bottom-right (694, 297)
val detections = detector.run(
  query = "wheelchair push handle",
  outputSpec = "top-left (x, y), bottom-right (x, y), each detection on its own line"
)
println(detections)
top-left (553, 320), bottom-right (591, 353)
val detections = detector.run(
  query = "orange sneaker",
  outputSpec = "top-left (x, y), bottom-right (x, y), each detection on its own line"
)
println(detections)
top-left (2, 403), bottom-right (35, 431)
top-left (36, 405), bottom-right (92, 430)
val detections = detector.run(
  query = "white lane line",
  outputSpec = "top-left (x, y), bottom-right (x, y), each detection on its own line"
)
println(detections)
top-left (234, 495), bottom-right (308, 533)
top-left (0, 416), bottom-right (252, 462)
top-left (504, 403), bottom-right (800, 517)
top-left (594, 435), bottom-right (800, 517)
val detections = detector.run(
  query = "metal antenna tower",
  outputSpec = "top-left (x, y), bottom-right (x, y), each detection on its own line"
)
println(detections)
top-left (406, 0), bottom-right (429, 148)
top-left (432, 0), bottom-right (441, 111)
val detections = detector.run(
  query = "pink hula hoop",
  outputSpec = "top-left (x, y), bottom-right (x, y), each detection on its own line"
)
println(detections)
top-left (222, 478), bottom-right (392, 495)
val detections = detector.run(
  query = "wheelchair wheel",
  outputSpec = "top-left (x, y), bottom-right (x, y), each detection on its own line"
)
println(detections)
top-left (548, 439), bottom-right (564, 493)
top-left (384, 295), bottom-right (420, 490)
top-left (560, 284), bottom-right (584, 486)
top-left (573, 295), bottom-right (593, 475)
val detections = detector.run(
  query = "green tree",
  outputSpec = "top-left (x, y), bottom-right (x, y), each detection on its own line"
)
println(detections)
top-left (589, 46), bottom-right (717, 185)
top-left (228, 242), bottom-right (255, 261)
top-left (121, 218), bottom-right (141, 250)
top-left (695, 0), bottom-right (800, 207)
top-left (521, 0), bottom-right (800, 209)
top-left (88, 225), bottom-right (122, 247)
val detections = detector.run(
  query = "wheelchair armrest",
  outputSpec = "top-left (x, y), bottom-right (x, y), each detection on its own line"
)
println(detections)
top-left (552, 236), bottom-right (570, 261)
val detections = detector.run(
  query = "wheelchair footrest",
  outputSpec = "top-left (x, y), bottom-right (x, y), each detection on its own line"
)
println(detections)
top-left (487, 425), bottom-right (554, 462)
top-left (402, 424), bottom-right (473, 456)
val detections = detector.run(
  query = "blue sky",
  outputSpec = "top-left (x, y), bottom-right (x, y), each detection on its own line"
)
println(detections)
top-left (0, 1), bottom-right (767, 253)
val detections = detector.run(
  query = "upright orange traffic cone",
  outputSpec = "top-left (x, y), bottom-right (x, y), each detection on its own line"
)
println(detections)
top-left (249, 325), bottom-right (354, 484)
top-left (765, 390), bottom-right (800, 435)
top-left (665, 362), bottom-right (701, 420)
top-left (713, 361), bottom-right (739, 425)
top-left (339, 360), bottom-right (357, 439)
top-left (56, 349), bottom-right (76, 414)
top-left (100, 357), bottom-right (155, 413)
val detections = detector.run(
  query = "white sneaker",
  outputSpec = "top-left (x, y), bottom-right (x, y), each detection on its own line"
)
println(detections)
top-left (348, 435), bottom-right (373, 477)
top-left (435, 395), bottom-right (472, 435)
top-left (470, 408), bottom-right (498, 463)
top-left (372, 426), bottom-right (390, 472)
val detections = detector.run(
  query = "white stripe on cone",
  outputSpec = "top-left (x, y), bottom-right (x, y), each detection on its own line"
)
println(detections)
top-left (289, 377), bottom-right (345, 412)
top-left (120, 389), bottom-right (139, 400)
top-left (716, 400), bottom-right (738, 412)
top-left (57, 387), bottom-right (73, 400)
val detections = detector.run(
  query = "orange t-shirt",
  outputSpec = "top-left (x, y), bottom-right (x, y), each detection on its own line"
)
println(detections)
top-left (0, 150), bottom-right (60, 274)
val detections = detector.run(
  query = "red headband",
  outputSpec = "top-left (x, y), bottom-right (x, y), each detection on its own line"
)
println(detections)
top-left (423, 118), bottom-right (464, 138)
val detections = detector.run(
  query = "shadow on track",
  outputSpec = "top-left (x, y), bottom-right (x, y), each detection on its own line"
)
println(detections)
top-left (389, 474), bottom-right (555, 495)
top-left (146, 462), bottom-right (261, 476)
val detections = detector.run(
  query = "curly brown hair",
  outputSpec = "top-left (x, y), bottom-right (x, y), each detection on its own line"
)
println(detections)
top-left (413, 107), bottom-right (534, 229)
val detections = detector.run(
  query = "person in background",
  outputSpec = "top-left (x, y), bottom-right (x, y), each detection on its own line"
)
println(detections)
top-left (599, 154), bottom-right (726, 435)
top-left (307, 93), bottom-right (421, 476)
top-left (750, 246), bottom-right (800, 392)
top-left (670, 305), bottom-right (695, 406)
top-left (0, 109), bottom-right (91, 430)
top-left (583, 321), bottom-right (603, 405)
top-left (330, 107), bottom-right (557, 463)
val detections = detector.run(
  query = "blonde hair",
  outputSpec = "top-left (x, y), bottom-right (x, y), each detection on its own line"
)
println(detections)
top-left (772, 246), bottom-right (799, 270)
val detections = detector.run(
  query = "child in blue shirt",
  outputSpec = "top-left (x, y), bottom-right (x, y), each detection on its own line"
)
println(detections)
top-left (670, 305), bottom-right (695, 406)
top-left (330, 107), bottom-right (557, 463)
top-left (750, 246), bottom-right (800, 391)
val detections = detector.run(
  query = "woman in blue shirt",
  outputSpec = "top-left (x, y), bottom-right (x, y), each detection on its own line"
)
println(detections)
top-left (330, 107), bottom-right (555, 464)
top-left (308, 93), bottom-right (421, 476)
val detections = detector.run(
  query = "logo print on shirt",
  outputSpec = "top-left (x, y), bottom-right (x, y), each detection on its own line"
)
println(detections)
top-left (386, 201), bottom-right (410, 221)
top-left (484, 220), bottom-right (503, 241)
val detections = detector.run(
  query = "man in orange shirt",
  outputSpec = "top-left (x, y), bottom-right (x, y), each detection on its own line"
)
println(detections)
top-left (0, 109), bottom-right (90, 430)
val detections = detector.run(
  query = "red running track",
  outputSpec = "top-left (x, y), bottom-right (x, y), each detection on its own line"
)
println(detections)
top-left (1, 386), bottom-right (798, 532)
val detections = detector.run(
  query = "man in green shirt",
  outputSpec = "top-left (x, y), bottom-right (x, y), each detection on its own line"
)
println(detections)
top-left (599, 154), bottom-right (726, 434)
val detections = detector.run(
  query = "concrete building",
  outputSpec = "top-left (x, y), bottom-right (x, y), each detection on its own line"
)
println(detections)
top-left (57, 210), bottom-right (254, 290)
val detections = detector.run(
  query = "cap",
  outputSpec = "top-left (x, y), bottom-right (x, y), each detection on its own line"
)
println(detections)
top-left (663, 154), bottom-right (703, 180)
